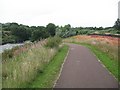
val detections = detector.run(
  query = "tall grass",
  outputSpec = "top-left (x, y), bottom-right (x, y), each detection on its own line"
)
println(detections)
top-left (2, 38), bottom-right (60, 88)
top-left (29, 45), bottom-right (69, 88)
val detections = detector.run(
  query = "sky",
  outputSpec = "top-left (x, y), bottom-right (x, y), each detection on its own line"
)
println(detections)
top-left (118, 1), bottom-right (120, 19)
top-left (0, 0), bottom-right (119, 27)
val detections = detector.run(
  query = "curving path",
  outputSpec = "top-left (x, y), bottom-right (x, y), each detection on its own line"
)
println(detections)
top-left (55, 44), bottom-right (118, 88)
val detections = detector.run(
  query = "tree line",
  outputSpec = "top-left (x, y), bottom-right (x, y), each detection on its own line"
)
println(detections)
top-left (1, 18), bottom-right (120, 44)
top-left (1, 23), bottom-right (56, 44)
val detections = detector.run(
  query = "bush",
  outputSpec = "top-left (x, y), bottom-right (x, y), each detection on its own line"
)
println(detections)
top-left (2, 49), bottom-right (14, 61)
top-left (2, 46), bottom-right (19, 62)
top-left (45, 36), bottom-right (62, 48)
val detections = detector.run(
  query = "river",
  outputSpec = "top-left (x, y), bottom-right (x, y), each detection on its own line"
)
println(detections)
top-left (0, 43), bottom-right (24, 53)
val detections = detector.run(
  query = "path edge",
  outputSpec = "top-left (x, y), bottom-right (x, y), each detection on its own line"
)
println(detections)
top-left (73, 43), bottom-right (118, 82)
top-left (80, 44), bottom-right (119, 83)
top-left (53, 44), bottom-right (70, 88)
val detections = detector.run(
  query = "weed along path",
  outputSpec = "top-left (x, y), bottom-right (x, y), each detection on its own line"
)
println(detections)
top-left (54, 44), bottom-right (118, 88)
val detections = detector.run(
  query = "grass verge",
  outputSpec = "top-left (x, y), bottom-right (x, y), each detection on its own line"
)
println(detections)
top-left (72, 42), bottom-right (119, 80)
top-left (28, 45), bottom-right (69, 88)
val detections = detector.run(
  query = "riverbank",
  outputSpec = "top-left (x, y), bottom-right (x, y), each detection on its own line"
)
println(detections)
top-left (28, 45), bottom-right (69, 88)
top-left (2, 37), bottom-right (64, 88)
top-left (0, 43), bottom-right (24, 53)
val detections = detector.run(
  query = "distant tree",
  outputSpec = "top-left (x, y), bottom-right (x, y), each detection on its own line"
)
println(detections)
top-left (114, 18), bottom-right (120, 30)
top-left (64, 24), bottom-right (71, 31)
top-left (31, 30), bottom-right (42, 41)
top-left (11, 25), bottom-right (31, 42)
top-left (79, 27), bottom-right (83, 29)
top-left (76, 31), bottom-right (79, 35)
top-left (94, 27), bottom-right (97, 30)
top-left (104, 27), bottom-right (112, 30)
top-left (98, 27), bottom-right (103, 30)
top-left (39, 26), bottom-right (45, 29)
top-left (31, 28), bottom-right (49, 41)
top-left (46, 23), bottom-right (56, 36)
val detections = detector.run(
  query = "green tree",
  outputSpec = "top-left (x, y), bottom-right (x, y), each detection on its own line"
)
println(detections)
top-left (46, 23), bottom-right (56, 36)
top-left (64, 24), bottom-right (71, 31)
top-left (11, 25), bottom-right (31, 42)
top-left (114, 18), bottom-right (120, 30)
top-left (31, 27), bottom-right (49, 41)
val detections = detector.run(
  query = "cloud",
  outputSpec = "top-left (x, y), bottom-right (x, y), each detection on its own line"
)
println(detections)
top-left (0, 0), bottom-right (119, 27)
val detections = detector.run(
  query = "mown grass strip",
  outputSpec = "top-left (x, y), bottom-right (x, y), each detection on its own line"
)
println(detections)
top-left (72, 42), bottom-right (119, 80)
top-left (28, 45), bottom-right (69, 88)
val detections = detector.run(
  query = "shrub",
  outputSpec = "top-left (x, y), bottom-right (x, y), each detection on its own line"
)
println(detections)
top-left (2, 46), bottom-right (20, 61)
top-left (2, 49), bottom-right (13, 61)
top-left (45, 36), bottom-right (62, 48)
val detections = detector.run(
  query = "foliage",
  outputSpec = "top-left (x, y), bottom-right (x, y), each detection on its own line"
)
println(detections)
top-left (56, 24), bottom-right (76, 38)
top-left (46, 23), bottom-right (56, 36)
top-left (2, 49), bottom-right (14, 60)
top-left (56, 24), bottom-right (119, 38)
top-left (2, 46), bottom-right (21, 61)
top-left (114, 18), bottom-right (120, 30)
top-left (11, 26), bottom-right (31, 42)
top-left (45, 36), bottom-right (62, 48)
top-left (2, 44), bottom-right (31, 62)
top-left (2, 23), bottom-right (56, 44)
top-left (1, 20), bottom-right (119, 44)
top-left (31, 28), bottom-right (49, 42)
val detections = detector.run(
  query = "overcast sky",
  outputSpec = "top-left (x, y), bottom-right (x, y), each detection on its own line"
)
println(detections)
top-left (0, 0), bottom-right (119, 27)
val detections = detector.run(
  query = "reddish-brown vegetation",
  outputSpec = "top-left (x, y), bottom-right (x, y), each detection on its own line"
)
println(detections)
top-left (64, 35), bottom-right (118, 61)
top-left (74, 35), bottom-right (119, 46)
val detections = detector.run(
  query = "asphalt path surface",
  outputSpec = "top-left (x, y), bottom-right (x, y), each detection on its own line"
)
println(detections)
top-left (55, 44), bottom-right (118, 88)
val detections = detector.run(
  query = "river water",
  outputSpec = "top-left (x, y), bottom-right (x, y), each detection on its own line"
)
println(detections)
top-left (0, 43), bottom-right (24, 53)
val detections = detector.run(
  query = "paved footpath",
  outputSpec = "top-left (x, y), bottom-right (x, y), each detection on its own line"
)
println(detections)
top-left (55, 44), bottom-right (118, 88)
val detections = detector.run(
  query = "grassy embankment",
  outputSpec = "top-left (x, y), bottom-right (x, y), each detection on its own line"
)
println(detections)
top-left (2, 36), bottom-right (69, 88)
top-left (28, 45), bottom-right (68, 88)
top-left (64, 35), bottom-right (119, 81)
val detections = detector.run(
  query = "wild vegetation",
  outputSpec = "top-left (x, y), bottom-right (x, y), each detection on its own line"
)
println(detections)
top-left (28, 45), bottom-right (69, 88)
top-left (45, 36), bottom-right (62, 48)
top-left (1, 18), bottom-right (120, 44)
top-left (2, 37), bottom-right (69, 88)
top-left (1, 18), bottom-right (120, 88)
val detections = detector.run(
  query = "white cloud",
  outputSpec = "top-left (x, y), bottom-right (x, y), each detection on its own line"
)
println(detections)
top-left (0, 0), bottom-right (119, 27)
